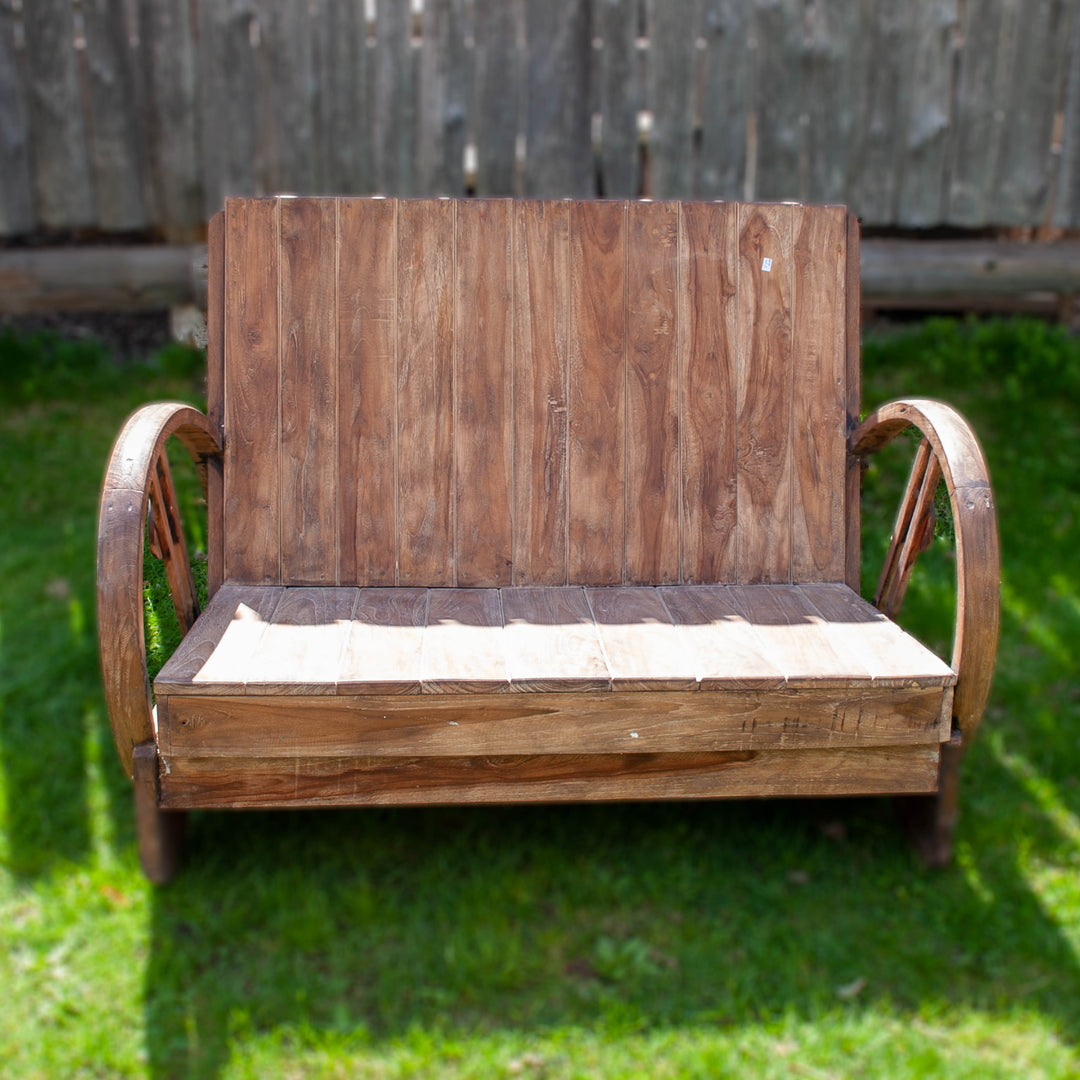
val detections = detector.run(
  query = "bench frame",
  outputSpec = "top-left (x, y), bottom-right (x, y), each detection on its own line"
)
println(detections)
top-left (97, 200), bottom-right (999, 882)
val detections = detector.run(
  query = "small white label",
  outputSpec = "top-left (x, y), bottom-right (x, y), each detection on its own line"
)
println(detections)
top-left (761, 257), bottom-right (773, 272)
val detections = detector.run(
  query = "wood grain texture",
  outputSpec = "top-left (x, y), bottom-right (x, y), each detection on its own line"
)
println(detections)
top-left (569, 200), bottom-right (626, 585)
top-left (224, 197), bottom-right (280, 584)
top-left (594, 0), bottom-right (642, 198)
top-left (206, 211), bottom-right (226, 598)
top-left (338, 197), bottom-right (397, 585)
top-left (422, 589), bottom-right (509, 692)
top-left (852, 399), bottom-right (1000, 740)
top-left (679, 201), bottom-right (738, 582)
top-left (160, 682), bottom-right (947, 760)
top-left (280, 197), bottom-right (338, 584)
top-left (845, 211), bottom-right (862, 591)
top-left (455, 199), bottom-right (514, 585)
top-left (340, 588), bottom-right (428, 694)
top-left (625, 200), bottom-right (680, 584)
top-left (647, 0), bottom-right (696, 199)
top-left (501, 587), bottom-right (609, 691)
top-left (587, 587), bottom-right (697, 691)
top-left (133, 742), bottom-right (185, 885)
top-left (791, 204), bottom-right (847, 581)
top-left (513, 200), bottom-right (570, 584)
top-left (736, 203), bottom-right (793, 583)
top-left (159, 745), bottom-right (941, 809)
top-left (397, 199), bottom-right (455, 585)
top-left (698, 0), bottom-right (750, 199)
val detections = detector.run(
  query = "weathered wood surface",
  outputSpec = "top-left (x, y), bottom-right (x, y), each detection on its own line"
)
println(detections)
top-left (97, 402), bottom-right (221, 775)
top-left (5, 0), bottom-right (1078, 236)
top-left (158, 745), bottom-right (942, 810)
top-left (852, 398), bottom-right (1000, 740)
top-left (155, 582), bottom-right (955, 700)
top-left (216, 197), bottom-right (858, 590)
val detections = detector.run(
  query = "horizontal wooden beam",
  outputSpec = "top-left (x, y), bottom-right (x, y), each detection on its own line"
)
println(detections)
top-left (2, 238), bottom-right (1079, 316)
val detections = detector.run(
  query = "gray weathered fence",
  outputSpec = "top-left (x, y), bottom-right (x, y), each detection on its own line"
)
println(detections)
top-left (2, 0), bottom-right (1079, 240)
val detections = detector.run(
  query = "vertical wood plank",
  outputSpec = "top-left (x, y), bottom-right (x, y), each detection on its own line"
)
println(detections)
top-left (748, 0), bottom-right (804, 201)
top-left (698, 1), bottom-right (750, 199)
top-left (0, 1), bottom-right (36, 235)
top-left (513, 199), bottom-right (571, 585)
top-left (896, 1), bottom-right (958, 227)
top-left (280, 198), bottom-right (338, 584)
top-left (845, 211), bottom-right (862, 592)
top-left (455, 199), bottom-right (514, 585)
top-left (625, 200), bottom-right (680, 584)
top-left (374, 0), bottom-right (417, 194)
top-left (736, 202), bottom-right (793, 584)
top-left (419, 0), bottom-right (468, 195)
top-left (397, 199), bottom-right (455, 585)
top-left (946, 0), bottom-right (1012, 225)
top-left (315, 0), bottom-right (371, 194)
top-left (22, 1), bottom-right (95, 227)
top-left (1054, 1), bottom-right (1080, 228)
top-left (791, 205), bottom-right (847, 582)
top-left (197, 0), bottom-right (257, 217)
top-left (338, 198), bottom-right (397, 586)
top-left (472, 0), bottom-right (520, 194)
top-left (525, 0), bottom-right (592, 197)
top-left (647, 0), bottom-right (697, 199)
top-left (680, 200), bottom-right (738, 583)
top-left (206, 210), bottom-right (226, 598)
top-left (82, 0), bottom-right (148, 230)
top-left (594, 0), bottom-right (641, 198)
top-left (137, 0), bottom-right (204, 238)
top-left (990, 0), bottom-right (1073, 225)
top-left (569, 200), bottom-right (626, 585)
top-left (224, 198), bottom-right (280, 584)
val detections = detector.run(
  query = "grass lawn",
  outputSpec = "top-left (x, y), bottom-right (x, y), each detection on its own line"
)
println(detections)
top-left (1, 316), bottom-right (1078, 1079)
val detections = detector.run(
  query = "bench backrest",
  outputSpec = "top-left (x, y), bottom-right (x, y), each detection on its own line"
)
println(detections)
top-left (206, 197), bottom-right (860, 590)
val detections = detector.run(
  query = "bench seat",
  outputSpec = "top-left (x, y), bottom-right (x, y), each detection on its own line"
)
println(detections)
top-left (152, 583), bottom-right (955, 810)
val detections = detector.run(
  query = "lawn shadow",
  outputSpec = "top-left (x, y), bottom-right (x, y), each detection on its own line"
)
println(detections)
top-left (143, 749), bottom-right (1080, 1079)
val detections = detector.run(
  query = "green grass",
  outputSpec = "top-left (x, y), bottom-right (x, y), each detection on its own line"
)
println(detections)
top-left (1, 316), bottom-right (1079, 1079)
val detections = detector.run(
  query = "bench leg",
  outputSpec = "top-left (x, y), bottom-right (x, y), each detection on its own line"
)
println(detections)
top-left (897, 732), bottom-right (963, 868)
top-left (133, 742), bottom-right (186, 884)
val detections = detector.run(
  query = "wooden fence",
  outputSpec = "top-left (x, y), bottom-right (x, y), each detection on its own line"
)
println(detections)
top-left (2, 0), bottom-right (1079, 240)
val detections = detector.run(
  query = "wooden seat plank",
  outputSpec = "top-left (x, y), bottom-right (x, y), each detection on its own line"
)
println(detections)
top-left (155, 585), bottom-right (283, 695)
top-left (242, 587), bottom-right (359, 693)
top-left (422, 588), bottom-right (509, 693)
top-left (586, 587), bottom-right (698, 691)
top-left (658, 585), bottom-right (785, 690)
top-left (338, 587), bottom-right (427, 694)
top-left (501, 586), bottom-right (610, 692)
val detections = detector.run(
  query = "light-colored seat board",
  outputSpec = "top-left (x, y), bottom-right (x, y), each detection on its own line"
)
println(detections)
top-left (158, 745), bottom-right (942, 810)
top-left (157, 683), bottom-right (950, 760)
top-left (421, 588), bottom-right (510, 693)
top-left (338, 588), bottom-right (428, 695)
top-left (501, 587), bottom-right (610, 692)
top-left (586, 586), bottom-right (698, 691)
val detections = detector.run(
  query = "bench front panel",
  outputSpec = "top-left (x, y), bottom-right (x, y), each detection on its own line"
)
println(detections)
top-left (216, 197), bottom-right (856, 588)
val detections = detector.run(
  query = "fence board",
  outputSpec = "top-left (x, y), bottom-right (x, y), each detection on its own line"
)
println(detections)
top-left (0, 3), bottom-right (35, 235)
top-left (594, 0), bottom-right (641, 197)
top-left (22, 1), bottom-right (95, 227)
top-left (698, 0), bottom-right (749, 199)
top-left (419, 0), bottom-right (467, 194)
top-left (1058, 1), bottom-right (1080, 227)
top-left (82, 0), bottom-right (147, 230)
top-left (947, 0), bottom-right (1012, 225)
top-left (374, 0), bottom-right (418, 195)
top-left (138, 0), bottom-right (203, 238)
top-left (647, 0), bottom-right (696, 199)
top-left (896, 1), bottom-right (957, 227)
top-left (198, 0), bottom-right (258, 217)
top-left (525, 0), bottom-right (592, 196)
top-left (991, 0), bottom-right (1074, 224)
top-left (472, 0), bottom-right (521, 195)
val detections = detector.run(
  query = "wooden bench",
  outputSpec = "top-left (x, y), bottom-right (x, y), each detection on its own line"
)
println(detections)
top-left (97, 197), bottom-right (999, 883)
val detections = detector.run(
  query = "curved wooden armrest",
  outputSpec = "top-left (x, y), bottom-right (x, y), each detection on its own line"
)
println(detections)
top-left (851, 398), bottom-right (999, 742)
top-left (97, 403), bottom-right (222, 777)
